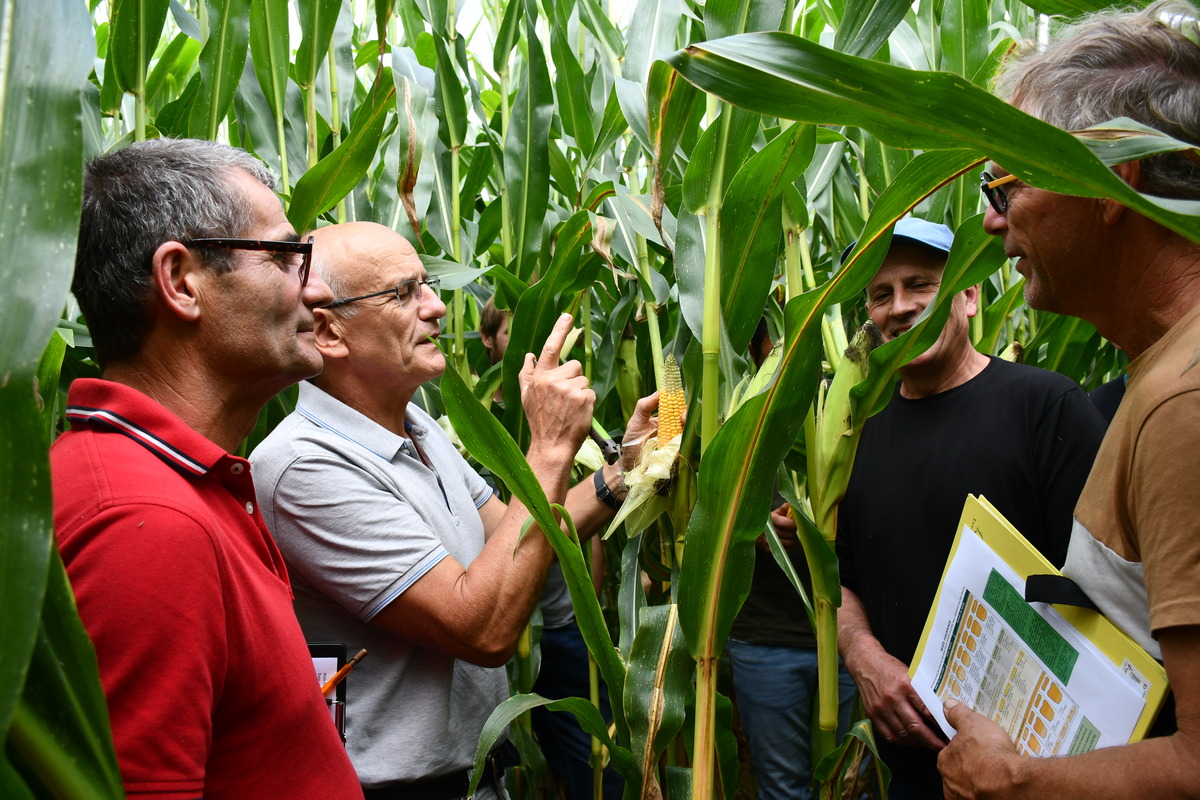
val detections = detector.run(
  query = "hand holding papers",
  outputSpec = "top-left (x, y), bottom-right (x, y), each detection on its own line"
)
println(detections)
top-left (909, 496), bottom-right (1167, 756)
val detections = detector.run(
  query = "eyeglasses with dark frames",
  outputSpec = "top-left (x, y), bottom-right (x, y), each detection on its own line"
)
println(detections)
top-left (322, 275), bottom-right (443, 310)
top-left (980, 171), bottom-right (1020, 215)
top-left (189, 236), bottom-right (315, 288)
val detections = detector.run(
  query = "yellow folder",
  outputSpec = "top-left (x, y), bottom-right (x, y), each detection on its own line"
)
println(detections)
top-left (911, 494), bottom-right (1168, 743)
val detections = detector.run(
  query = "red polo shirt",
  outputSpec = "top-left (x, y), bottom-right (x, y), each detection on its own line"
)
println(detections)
top-left (52, 379), bottom-right (362, 800)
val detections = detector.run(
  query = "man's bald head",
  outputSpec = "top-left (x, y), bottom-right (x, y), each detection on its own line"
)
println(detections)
top-left (310, 222), bottom-right (420, 315)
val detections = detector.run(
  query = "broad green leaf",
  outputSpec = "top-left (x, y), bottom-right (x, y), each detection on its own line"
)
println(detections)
top-left (467, 693), bottom-right (636, 796)
top-left (249, 0), bottom-right (290, 115)
top-left (705, 0), bottom-right (786, 41)
top-left (432, 36), bottom-right (468, 149)
top-left (6, 556), bottom-right (123, 797)
top-left (108, 0), bottom-right (170, 95)
top-left (720, 123), bottom-right (816, 354)
top-left (835, 0), bottom-right (910, 58)
top-left (1026, 312), bottom-right (1100, 376)
top-left (551, 11), bottom-right (596, 153)
top-left (623, 0), bottom-right (684, 82)
top-left (502, 211), bottom-right (595, 416)
top-left (288, 69), bottom-right (396, 232)
top-left (153, 71), bottom-right (200, 136)
top-left (979, 278), bottom-right (1025, 356)
top-left (188, 0), bottom-right (250, 140)
top-left (168, 0), bottom-right (200, 39)
top-left (577, 0), bottom-right (625, 64)
top-left (412, 0), bottom-right (449, 37)
top-left (623, 604), bottom-right (692, 798)
top-left (439, 360), bottom-right (629, 738)
top-left (0, 0), bottom-right (115, 790)
top-left (504, 16), bottom-right (552, 282)
top-left (616, 535), bottom-right (648, 657)
top-left (939, 0), bottom-right (988, 78)
top-left (1021, 0), bottom-right (1146, 17)
top-left (374, 0), bottom-right (394, 44)
top-left (145, 32), bottom-right (201, 107)
top-left (647, 59), bottom-right (702, 242)
top-left (35, 332), bottom-right (68, 445)
top-left (813, 719), bottom-right (891, 799)
top-left (417, 254), bottom-right (491, 290)
top-left (295, 0), bottom-right (341, 89)
top-left (492, 0), bottom-right (522, 76)
top-left (391, 46), bottom-right (439, 244)
top-left (665, 33), bottom-right (1200, 242)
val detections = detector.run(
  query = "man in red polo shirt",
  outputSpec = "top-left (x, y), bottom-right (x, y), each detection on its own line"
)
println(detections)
top-left (51, 138), bottom-right (362, 799)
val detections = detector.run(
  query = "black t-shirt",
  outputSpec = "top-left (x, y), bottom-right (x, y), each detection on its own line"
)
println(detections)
top-left (837, 357), bottom-right (1106, 667)
top-left (730, 544), bottom-right (817, 647)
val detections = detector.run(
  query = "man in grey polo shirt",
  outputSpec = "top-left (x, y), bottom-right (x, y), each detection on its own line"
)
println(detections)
top-left (251, 221), bottom-right (656, 799)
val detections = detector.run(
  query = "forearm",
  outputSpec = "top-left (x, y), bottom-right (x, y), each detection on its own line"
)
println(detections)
top-left (838, 585), bottom-right (886, 676)
top-left (945, 732), bottom-right (1200, 800)
top-left (456, 449), bottom-right (575, 650)
top-left (563, 462), bottom-right (624, 541)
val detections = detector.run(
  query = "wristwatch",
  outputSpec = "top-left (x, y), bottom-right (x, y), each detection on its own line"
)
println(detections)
top-left (593, 469), bottom-right (623, 511)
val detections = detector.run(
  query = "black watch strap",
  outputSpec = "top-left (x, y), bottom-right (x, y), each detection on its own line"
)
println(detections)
top-left (593, 469), bottom-right (623, 511)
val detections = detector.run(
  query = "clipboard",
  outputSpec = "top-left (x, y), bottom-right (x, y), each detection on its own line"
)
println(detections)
top-left (309, 642), bottom-right (347, 742)
top-left (910, 494), bottom-right (1168, 753)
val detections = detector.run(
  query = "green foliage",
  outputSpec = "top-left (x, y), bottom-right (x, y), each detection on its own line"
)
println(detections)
top-left (19, 0), bottom-right (1164, 796)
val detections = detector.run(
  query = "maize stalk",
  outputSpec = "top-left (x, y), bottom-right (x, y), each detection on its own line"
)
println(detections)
top-left (657, 354), bottom-right (685, 444)
top-left (801, 320), bottom-right (882, 763)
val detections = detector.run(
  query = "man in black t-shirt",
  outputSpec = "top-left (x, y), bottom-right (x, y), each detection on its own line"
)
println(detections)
top-left (835, 218), bottom-right (1106, 800)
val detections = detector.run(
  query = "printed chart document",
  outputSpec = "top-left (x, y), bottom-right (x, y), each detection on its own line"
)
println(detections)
top-left (910, 495), bottom-right (1168, 756)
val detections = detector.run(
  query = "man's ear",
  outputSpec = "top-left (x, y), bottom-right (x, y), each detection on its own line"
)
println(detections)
top-left (963, 284), bottom-right (981, 318)
top-left (151, 241), bottom-right (205, 321)
top-left (1101, 160), bottom-right (1141, 225)
top-left (313, 307), bottom-right (350, 359)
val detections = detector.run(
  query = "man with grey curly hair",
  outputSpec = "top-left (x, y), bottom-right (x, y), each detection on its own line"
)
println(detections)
top-left (940, 4), bottom-right (1200, 798)
top-left (53, 138), bottom-right (362, 798)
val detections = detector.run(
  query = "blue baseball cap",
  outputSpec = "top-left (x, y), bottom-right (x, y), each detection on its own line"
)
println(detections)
top-left (841, 217), bottom-right (954, 264)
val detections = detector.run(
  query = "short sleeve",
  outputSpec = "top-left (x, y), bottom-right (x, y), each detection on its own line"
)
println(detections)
top-left (263, 454), bottom-right (449, 621)
top-left (1131, 389), bottom-right (1200, 632)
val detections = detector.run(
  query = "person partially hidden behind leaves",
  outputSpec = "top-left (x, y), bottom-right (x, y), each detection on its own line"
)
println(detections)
top-left (251, 221), bottom-right (656, 799)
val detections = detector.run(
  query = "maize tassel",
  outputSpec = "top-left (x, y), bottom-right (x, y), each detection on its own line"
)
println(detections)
top-left (657, 354), bottom-right (685, 443)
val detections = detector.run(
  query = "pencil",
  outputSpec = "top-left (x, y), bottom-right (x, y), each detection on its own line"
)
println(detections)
top-left (321, 648), bottom-right (367, 698)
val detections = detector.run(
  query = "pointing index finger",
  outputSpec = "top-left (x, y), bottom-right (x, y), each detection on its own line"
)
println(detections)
top-left (536, 313), bottom-right (573, 371)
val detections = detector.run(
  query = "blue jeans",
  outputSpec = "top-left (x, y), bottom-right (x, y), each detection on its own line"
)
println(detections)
top-left (728, 638), bottom-right (858, 800)
top-left (531, 622), bottom-right (623, 800)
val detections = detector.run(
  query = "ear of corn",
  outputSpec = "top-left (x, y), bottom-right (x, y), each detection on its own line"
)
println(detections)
top-left (806, 321), bottom-right (882, 541)
top-left (657, 354), bottom-right (685, 443)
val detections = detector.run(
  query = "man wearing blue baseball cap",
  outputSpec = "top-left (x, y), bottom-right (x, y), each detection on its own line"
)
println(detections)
top-left (834, 217), bottom-right (1106, 799)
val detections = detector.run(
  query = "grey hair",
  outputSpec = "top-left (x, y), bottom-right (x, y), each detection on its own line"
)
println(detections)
top-left (995, 0), bottom-right (1200, 200)
top-left (74, 138), bottom-right (277, 366)
top-left (310, 243), bottom-right (360, 319)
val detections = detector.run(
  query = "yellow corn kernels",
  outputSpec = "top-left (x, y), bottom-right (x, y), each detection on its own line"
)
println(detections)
top-left (658, 354), bottom-right (685, 443)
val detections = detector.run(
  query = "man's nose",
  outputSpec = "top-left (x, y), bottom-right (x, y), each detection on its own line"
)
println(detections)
top-left (303, 272), bottom-right (334, 308)
top-left (892, 289), bottom-right (922, 317)
top-left (982, 204), bottom-right (1008, 236)
top-left (421, 289), bottom-right (448, 320)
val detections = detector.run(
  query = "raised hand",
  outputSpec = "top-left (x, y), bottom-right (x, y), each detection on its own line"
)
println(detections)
top-left (518, 313), bottom-right (596, 464)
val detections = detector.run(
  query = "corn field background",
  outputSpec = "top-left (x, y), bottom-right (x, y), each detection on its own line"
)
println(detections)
top-left (7, 0), bottom-right (1200, 796)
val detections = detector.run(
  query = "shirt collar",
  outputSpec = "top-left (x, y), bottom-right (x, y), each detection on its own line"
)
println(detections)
top-left (295, 381), bottom-right (415, 462)
top-left (65, 378), bottom-right (233, 476)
